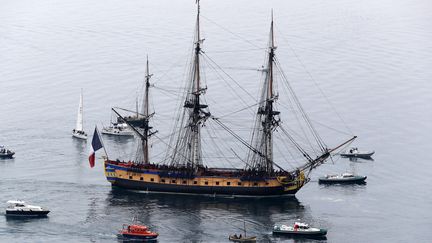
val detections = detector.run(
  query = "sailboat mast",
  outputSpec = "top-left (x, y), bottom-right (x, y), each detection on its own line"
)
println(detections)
top-left (196, 1), bottom-right (201, 93)
top-left (142, 56), bottom-right (152, 164)
top-left (263, 12), bottom-right (277, 173)
top-left (76, 89), bottom-right (84, 131)
top-left (170, 0), bottom-right (210, 168)
top-left (186, 0), bottom-right (206, 168)
top-left (269, 12), bottom-right (275, 99)
top-left (136, 97), bottom-right (139, 118)
top-left (193, 0), bottom-right (202, 166)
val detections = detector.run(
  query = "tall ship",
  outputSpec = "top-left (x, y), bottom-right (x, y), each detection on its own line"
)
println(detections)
top-left (103, 1), bottom-right (355, 197)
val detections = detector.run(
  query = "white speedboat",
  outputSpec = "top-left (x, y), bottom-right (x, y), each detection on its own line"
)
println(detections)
top-left (5, 200), bottom-right (50, 217)
top-left (102, 122), bottom-right (134, 136)
top-left (0, 146), bottom-right (15, 159)
top-left (72, 90), bottom-right (87, 140)
top-left (273, 222), bottom-right (327, 237)
top-left (340, 147), bottom-right (374, 158)
top-left (319, 173), bottom-right (367, 184)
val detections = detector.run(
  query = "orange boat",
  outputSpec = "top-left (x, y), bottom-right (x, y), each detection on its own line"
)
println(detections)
top-left (119, 224), bottom-right (158, 240)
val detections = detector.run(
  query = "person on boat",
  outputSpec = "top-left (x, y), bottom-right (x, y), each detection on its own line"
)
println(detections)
top-left (239, 234), bottom-right (242, 239)
top-left (233, 234), bottom-right (238, 239)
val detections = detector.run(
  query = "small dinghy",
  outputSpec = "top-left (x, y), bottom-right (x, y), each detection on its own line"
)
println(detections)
top-left (229, 220), bottom-right (256, 242)
top-left (273, 222), bottom-right (327, 237)
top-left (319, 173), bottom-right (367, 184)
top-left (0, 146), bottom-right (15, 159)
top-left (119, 224), bottom-right (158, 240)
top-left (228, 235), bottom-right (257, 242)
top-left (5, 200), bottom-right (50, 217)
top-left (340, 147), bottom-right (374, 159)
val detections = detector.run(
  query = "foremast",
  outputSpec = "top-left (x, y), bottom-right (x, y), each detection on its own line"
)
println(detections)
top-left (170, 0), bottom-right (210, 169)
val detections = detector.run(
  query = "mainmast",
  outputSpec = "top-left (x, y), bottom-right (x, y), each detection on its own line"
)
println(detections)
top-left (179, 0), bottom-right (210, 168)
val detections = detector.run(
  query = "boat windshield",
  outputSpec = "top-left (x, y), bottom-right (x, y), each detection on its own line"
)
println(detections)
top-left (295, 223), bottom-right (309, 229)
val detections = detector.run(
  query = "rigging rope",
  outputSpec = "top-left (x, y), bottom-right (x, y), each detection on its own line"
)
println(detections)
top-left (202, 53), bottom-right (257, 102)
top-left (201, 15), bottom-right (262, 49)
top-left (211, 117), bottom-right (286, 172)
top-left (275, 59), bottom-right (327, 151)
top-left (275, 27), bottom-right (354, 136)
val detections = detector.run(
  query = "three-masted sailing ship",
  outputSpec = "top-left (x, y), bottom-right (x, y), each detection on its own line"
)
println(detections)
top-left (103, 1), bottom-right (355, 197)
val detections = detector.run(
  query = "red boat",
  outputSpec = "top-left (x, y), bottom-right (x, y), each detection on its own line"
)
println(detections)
top-left (119, 224), bottom-right (158, 240)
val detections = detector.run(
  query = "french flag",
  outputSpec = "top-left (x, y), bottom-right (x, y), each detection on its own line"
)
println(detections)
top-left (89, 127), bottom-right (103, 168)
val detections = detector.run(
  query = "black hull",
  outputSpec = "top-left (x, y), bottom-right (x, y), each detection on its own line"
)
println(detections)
top-left (273, 231), bottom-right (327, 240)
top-left (318, 176), bottom-right (367, 184)
top-left (340, 153), bottom-right (374, 159)
top-left (120, 234), bottom-right (158, 240)
top-left (0, 153), bottom-right (14, 159)
top-left (112, 178), bottom-right (298, 197)
top-left (6, 210), bottom-right (50, 217)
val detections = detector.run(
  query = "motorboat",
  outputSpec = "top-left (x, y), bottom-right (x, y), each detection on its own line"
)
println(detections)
top-left (101, 122), bottom-right (134, 136)
top-left (119, 224), bottom-right (158, 240)
top-left (319, 173), bottom-right (367, 184)
top-left (5, 200), bottom-right (50, 217)
top-left (273, 222), bottom-right (327, 237)
top-left (0, 146), bottom-right (15, 159)
top-left (340, 147), bottom-right (374, 159)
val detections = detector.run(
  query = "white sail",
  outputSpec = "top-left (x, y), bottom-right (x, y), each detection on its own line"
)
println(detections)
top-left (76, 91), bottom-right (83, 131)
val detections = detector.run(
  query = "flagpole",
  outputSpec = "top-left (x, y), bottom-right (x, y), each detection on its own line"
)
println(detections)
top-left (95, 125), bottom-right (109, 160)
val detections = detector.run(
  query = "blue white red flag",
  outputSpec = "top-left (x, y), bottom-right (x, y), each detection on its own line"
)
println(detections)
top-left (89, 127), bottom-right (103, 168)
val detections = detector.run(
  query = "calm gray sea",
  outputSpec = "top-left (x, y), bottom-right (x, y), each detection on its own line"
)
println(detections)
top-left (1, 0), bottom-right (432, 242)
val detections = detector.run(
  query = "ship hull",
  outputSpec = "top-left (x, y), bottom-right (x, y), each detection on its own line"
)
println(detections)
top-left (105, 161), bottom-right (305, 197)
top-left (112, 178), bottom-right (298, 197)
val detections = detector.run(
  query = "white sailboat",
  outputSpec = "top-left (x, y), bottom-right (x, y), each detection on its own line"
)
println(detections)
top-left (72, 90), bottom-right (88, 140)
